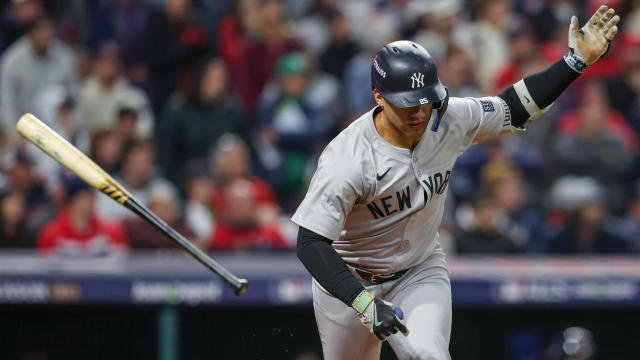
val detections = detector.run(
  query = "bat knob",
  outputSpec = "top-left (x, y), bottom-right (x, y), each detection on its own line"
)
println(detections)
top-left (234, 279), bottom-right (249, 296)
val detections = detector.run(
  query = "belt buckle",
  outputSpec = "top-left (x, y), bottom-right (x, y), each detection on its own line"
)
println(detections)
top-left (370, 273), bottom-right (387, 284)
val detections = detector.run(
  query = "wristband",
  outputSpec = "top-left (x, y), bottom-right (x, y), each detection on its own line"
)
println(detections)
top-left (563, 50), bottom-right (588, 73)
top-left (352, 290), bottom-right (375, 314)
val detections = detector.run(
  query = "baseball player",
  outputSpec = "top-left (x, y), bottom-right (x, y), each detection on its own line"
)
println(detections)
top-left (292, 6), bottom-right (620, 360)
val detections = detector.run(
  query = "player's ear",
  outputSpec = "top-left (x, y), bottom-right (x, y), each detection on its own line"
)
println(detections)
top-left (373, 88), bottom-right (385, 108)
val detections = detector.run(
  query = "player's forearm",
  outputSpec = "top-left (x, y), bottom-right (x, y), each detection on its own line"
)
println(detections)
top-left (497, 57), bottom-right (580, 129)
top-left (499, 5), bottom-right (619, 129)
top-left (296, 226), bottom-right (365, 305)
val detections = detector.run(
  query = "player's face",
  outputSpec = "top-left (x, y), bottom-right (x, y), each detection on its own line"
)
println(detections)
top-left (374, 90), bottom-right (434, 147)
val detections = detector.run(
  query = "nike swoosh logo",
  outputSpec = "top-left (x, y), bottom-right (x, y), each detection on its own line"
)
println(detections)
top-left (374, 306), bottom-right (383, 327)
top-left (524, 95), bottom-right (531, 103)
top-left (376, 167), bottom-right (391, 181)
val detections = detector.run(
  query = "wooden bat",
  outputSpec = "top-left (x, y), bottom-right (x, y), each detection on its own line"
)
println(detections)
top-left (17, 113), bottom-right (249, 296)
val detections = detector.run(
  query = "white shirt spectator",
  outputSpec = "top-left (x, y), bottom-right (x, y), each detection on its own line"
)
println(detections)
top-left (1, 37), bottom-right (77, 135)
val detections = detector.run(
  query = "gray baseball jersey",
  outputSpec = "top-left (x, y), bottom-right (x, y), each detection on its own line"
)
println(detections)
top-left (292, 96), bottom-right (512, 274)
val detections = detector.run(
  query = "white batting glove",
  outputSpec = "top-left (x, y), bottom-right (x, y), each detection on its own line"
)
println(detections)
top-left (566, 5), bottom-right (620, 72)
top-left (352, 291), bottom-right (409, 341)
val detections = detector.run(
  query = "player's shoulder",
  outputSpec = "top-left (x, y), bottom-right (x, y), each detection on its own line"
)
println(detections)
top-left (317, 109), bottom-right (376, 177)
top-left (323, 108), bottom-right (375, 156)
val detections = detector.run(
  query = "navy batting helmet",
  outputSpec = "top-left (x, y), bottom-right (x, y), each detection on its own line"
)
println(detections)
top-left (371, 40), bottom-right (448, 107)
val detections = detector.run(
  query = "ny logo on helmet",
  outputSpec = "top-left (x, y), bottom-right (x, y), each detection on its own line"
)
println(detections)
top-left (411, 72), bottom-right (424, 89)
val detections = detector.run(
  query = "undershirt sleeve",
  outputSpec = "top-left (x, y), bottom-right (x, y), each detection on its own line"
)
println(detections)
top-left (296, 226), bottom-right (365, 306)
top-left (498, 57), bottom-right (581, 128)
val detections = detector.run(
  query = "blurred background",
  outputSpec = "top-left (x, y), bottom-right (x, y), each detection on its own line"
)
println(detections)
top-left (0, 0), bottom-right (639, 359)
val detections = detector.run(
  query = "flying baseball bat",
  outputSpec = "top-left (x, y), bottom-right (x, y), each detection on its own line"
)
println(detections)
top-left (16, 113), bottom-right (248, 296)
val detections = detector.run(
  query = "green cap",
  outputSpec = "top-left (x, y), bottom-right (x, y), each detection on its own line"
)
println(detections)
top-left (275, 53), bottom-right (309, 76)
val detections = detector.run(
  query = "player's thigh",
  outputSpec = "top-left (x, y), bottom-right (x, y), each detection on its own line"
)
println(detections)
top-left (386, 273), bottom-right (452, 360)
top-left (312, 280), bottom-right (381, 360)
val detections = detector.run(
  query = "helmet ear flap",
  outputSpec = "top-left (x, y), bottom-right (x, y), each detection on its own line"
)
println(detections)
top-left (431, 86), bottom-right (449, 132)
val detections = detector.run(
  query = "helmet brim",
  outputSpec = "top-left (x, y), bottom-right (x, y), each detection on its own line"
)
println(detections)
top-left (378, 80), bottom-right (447, 108)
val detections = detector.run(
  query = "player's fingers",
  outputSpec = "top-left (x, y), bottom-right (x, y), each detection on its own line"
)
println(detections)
top-left (395, 321), bottom-right (409, 336)
top-left (570, 16), bottom-right (579, 35)
top-left (598, 8), bottom-right (615, 29)
top-left (589, 5), bottom-right (608, 27)
top-left (395, 325), bottom-right (410, 336)
top-left (604, 14), bottom-right (620, 33)
top-left (605, 25), bottom-right (619, 41)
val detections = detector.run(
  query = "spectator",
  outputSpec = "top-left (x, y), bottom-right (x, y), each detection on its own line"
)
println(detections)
top-left (438, 45), bottom-right (480, 98)
top-left (95, 140), bottom-right (172, 221)
top-left (182, 161), bottom-right (216, 245)
top-left (158, 57), bottom-right (245, 184)
top-left (318, 9), bottom-right (360, 79)
top-left (112, 107), bottom-right (141, 151)
top-left (209, 134), bottom-right (279, 224)
top-left (607, 192), bottom-right (640, 252)
top-left (455, 194), bottom-right (524, 254)
top-left (123, 181), bottom-right (197, 249)
top-left (411, 0), bottom-right (462, 62)
top-left (457, 0), bottom-right (512, 93)
top-left (142, 0), bottom-right (210, 113)
top-left (0, 0), bottom-right (44, 51)
top-left (553, 82), bottom-right (634, 185)
top-left (1, 14), bottom-right (77, 137)
top-left (256, 52), bottom-right (341, 205)
top-left (210, 179), bottom-right (288, 251)
top-left (493, 23), bottom-right (547, 93)
top-left (605, 32), bottom-right (640, 135)
top-left (341, 10), bottom-right (398, 118)
top-left (76, 42), bottom-right (153, 139)
top-left (37, 178), bottom-right (127, 256)
top-left (547, 177), bottom-right (630, 254)
top-left (2, 146), bottom-right (54, 236)
top-left (483, 162), bottom-right (551, 253)
top-left (89, 129), bottom-right (125, 174)
top-left (30, 85), bottom-right (90, 195)
top-left (0, 191), bottom-right (28, 247)
top-left (220, 0), bottom-right (302, 114)
top-left (90, 0), bottom-right (151, 73)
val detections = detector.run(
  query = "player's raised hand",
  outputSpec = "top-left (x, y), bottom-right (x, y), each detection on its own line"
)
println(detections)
top-left (352, 291), bottom-right (409, 341)
top-left (569, 5), bottom-right (620, 66)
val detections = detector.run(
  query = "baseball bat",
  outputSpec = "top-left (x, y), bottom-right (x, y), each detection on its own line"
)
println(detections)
top-left (16, 113), bottom-right (249, 296)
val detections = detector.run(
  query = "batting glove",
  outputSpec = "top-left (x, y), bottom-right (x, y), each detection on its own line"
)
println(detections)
top-left (566, 5), bottom-right (620, 72)
top-left (352, 290), bottom-right (409, 341)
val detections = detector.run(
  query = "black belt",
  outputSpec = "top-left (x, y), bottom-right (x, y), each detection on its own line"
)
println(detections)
top-left (348, 264), bottom-right (408, 285)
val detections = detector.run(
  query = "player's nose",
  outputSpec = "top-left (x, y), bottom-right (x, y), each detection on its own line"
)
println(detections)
top-left (410, 104), bottom-right (432, 117)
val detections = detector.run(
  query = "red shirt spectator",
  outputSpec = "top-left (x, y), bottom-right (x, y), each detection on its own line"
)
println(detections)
top-left (37, 210), bottom-right (127, 256)
top-left (209, 178), bottom-right (288, 251)
top-left (37, 181), bottom-right (127, 256)
top-left (217, 0), bottom-right (300, 113)
top-left (209, 134), bottom-right (280, 224)
top-left (556, 80), bottom-right (640, 153)
top-left (211, 175), bottom-right (277, 213)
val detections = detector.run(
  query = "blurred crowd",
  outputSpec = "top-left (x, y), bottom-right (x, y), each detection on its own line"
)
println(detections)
top-left (0, 0), bottom-right (639, 257)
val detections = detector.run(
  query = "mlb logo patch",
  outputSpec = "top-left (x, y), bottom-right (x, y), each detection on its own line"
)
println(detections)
top-left (481, 100), bottom-right (494, 112)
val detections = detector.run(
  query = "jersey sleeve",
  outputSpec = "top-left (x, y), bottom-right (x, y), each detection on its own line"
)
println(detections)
top-left (291, 142), bottom-right (363, 241)
top-left (454, 96), bottom-right (513, 147)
